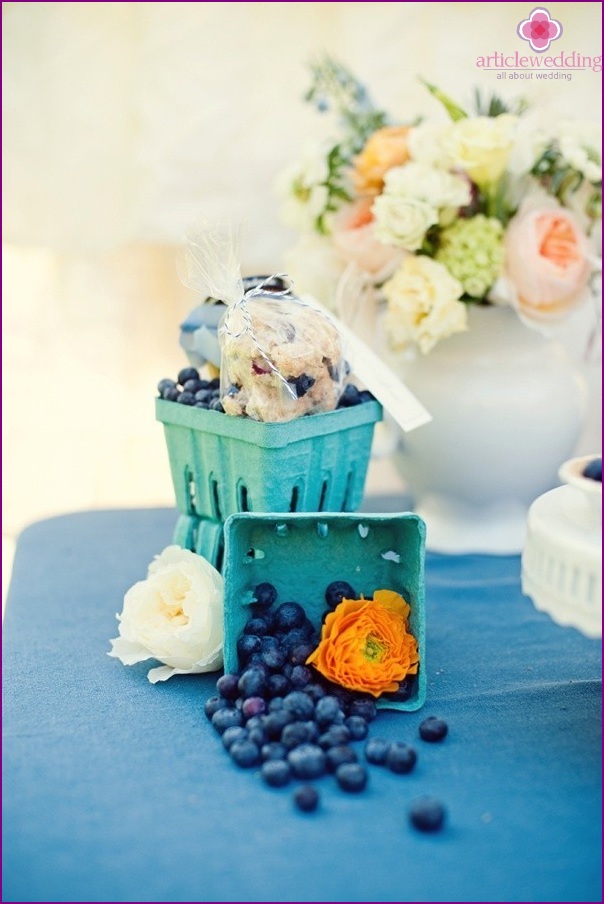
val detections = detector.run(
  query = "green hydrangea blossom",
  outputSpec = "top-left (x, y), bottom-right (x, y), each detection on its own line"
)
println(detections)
top-left (436, 215), bottom-right (504, 300)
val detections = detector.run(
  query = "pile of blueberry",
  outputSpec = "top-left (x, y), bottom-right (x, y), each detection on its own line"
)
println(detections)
top-left (157, 367), bottom-right (375, 412)
top-left (204, 580), bottom-right (448, 831)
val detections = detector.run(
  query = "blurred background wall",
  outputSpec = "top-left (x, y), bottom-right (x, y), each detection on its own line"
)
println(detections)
top-left (3, 2), bottom-right (602, 589)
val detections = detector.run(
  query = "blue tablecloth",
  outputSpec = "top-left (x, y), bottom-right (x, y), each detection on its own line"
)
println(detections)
top-left (2, 507), bottom-right (601, 903)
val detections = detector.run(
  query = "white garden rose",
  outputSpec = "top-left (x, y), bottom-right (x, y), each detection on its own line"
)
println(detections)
top-left (276, 142), bottom-right (331, 232)
top-left (381, 162), bottom-right (471, 213)
top-left (372, 193), bottom-right (438, 251)
top-left (109, 545), bottom-right (224, 683)
top-left (408, 121), bottom-right (451, 169)
top-left (441, 114), bottom-right (517, 188)
top-left (383, 255), bottom-right (467, 354)
top-left (558, 122), bottom-right (602, 184)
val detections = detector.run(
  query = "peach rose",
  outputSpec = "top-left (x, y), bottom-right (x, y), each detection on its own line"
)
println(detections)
top-left (352, 125), bottom-right (411, 195)
top-left (332, 197), bottom-right (404, 278)
top-left (504, 202), bottom-right (591, 320)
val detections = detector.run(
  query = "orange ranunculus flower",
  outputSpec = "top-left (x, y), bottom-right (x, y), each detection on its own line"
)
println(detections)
top-left (306, 589), bottom-right (419, 698)
top-left (352, 126), bottom-right (411, 195)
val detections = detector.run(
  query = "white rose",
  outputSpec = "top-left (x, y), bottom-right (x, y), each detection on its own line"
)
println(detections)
top-left (383, 256), bottom-right (467, 354)
top-left (408, 121), bottom-right (451, 169)
top-left (372, 194), bottom-right (438, 251)
top-left (558, 122), bottom-right (602, 184)
top-left (382, 162), bottom-right (471, 212)
top-left (441, 114), bottom-right (517, 188)
top-left (108, 545), bottom-right (224, 683)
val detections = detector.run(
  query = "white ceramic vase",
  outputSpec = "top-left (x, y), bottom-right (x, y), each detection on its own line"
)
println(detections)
top-left (389, 305), bottom-right (587, 554)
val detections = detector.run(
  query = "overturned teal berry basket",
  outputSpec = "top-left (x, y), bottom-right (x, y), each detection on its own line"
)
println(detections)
top-left (156, 398), bottom-right (382, 519)
top-left (222, 511), bottom-right (426, 712)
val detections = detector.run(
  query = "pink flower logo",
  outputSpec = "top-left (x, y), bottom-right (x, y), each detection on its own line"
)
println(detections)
top-left (517, 7), bottom-right (563, 52)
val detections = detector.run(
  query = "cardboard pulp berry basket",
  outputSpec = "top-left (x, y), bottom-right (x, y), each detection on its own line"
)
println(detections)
top-left (156, 397), bottom-right (382, 519)
top-left (222, 512), bottom-right (427, 712)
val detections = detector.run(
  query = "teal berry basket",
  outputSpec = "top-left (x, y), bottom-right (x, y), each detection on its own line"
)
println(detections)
top-left (222, 512), bottom-right (427, 712)
top-left (156, 398), bottom-right (382, 520)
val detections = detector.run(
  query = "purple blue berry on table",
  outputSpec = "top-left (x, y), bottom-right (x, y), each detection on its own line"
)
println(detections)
top-left (282, 691), bottom-right (315, 720)
top-left (261, 759), bottom-right (291, 787)
top-left (386, 742), bottom-right (417, 774)
top-left (364, 737), bottom-right (391, 765)
top-left (315, 695), bottom-right (343, 727)
top-left (583, 457), bottom-right (602, 481)
top-left (267, 673), bottom-right (290, 698)
top-left (318, 725), bottom-right (351, 749)
top-left (216, 673), bottom-right (240, 700)
top-left (293, 785), bottom-right (319, 813)
top-left (325, 745), bottom-right (358, 773)
top-left (281, 722), bottom-right (316, 749)
top-left (241, 696), bottom-right (267, 720)
top-left (209, 398), bottom-right (225, 412)
top-left (325, 580), bottom-right (357, 609)
top-left (419, 716), bottom-right (449, 743)
top-left (263, 711), bottom-right (292, 739)
top-left (176, 390), bottom-right (195, 405)
top-left (289, 642), bottom-right (315, 666)
top-left (237, 667), bottom-right (268, 699)
top-left (157, 378), bottom-right (177, 398)
top-left (348, 698), bottom-right (378, 722)
top-left (229, 739), bottom-right (261, 768)
top-left (253, 582), bottom-right (278, 607)
top-left (221, 726), bottom-right (248, 750)
top-left (211, 708), bottom-right (244, 734)
top-left (338, 384), bottom-right (361, 408)
top-left (204, 695), bottom-right (228, 719)
top-left (409, 797), bottom-right (446, 832)
top-left (261, 742), bottom-right (288, 762)
top-left (244, 617), bottom-right (272, 636)
top-left (290, 665), bottom-right (313, 688)
top-left (336, 762), bottom-right (368, 792)
top-left (344, 715), bottom-right (369, 740)
top-left (236, 634), bottom-right (262, 663)
top-left (287, 744), bottom-right (327, 780)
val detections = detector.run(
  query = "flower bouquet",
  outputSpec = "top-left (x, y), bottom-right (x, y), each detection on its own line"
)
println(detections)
top-left (278, 57), bottom-right (601, 353)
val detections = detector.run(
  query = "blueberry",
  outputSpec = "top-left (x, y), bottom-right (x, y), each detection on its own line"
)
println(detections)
top-left (318, 725), bottom-right (351, 749)
top-left (244, 617), bottom-right (272, 636)
top-left (348, 698), bottom-right (378, 722)
top-left (409, 797), bottom-right (446, 832)
top-left (293, 785), bottom-right (319, 813)
top-left (237, 634), bottom-right (262, 663)
top-left (304, 683), bottom-right (327, 702)
top-left (182, 379), bottom-right (202, 394)
top-left (358, 390), bottom-right (375, 404)
top-left (289, 643), bottom-right (315, 666)
top-left (230, 739), bottom-right (261, 768)
top-left (177, 366), bottom-right (200, 385)
top-left (262, 644), bottom-right (287, 671)
top-left (163, 387), bottom-right (180, 401)
top-left (208, 377), bottom-right (221, 390)
top-left (364, 737), bottom-right (391, 765)
top-left (386, 742), bottom-right (417, 774)
top-left (383, 677), bottom-right (415, 702)
top-left (290, 665), bottom-right (313, 688)
top-left (268, 696), bottom-right (285, 712)
top-left (287, 744), bottom-right (327, 779)
top-left (210, 398), bottom-right (225, 412)
top-left (325, 745), bottom-right (358, 773)
top-left (211, 708), bottom-right (244, 734)
top-left (238, 667), bottom-right (268, 699)
top-left (176, 391), bottom-right (195, 405)
top-left (289, 373), bottom-right (315, 398)
top-left (261, 742), bottom-right (288, 762)
top-left (315, 695), bottom-right (343, 727)
top-left (281, 722), bottom-right (315, 750)
top-left (344, 716), bottom-right (368, 740)
top-left (262, 759), bottom-right (291, 787)
top-left (157, 378), bottom-right (177, 397)
top-left (336, 762), bottom-right (368, 792)
top-left (583, 457), bottom-right (602, 481)
top-left (263, 710), bottom-right (292, 739)
top-left (419, 716), bottom-right (449, 743)
top-left (204, 695), bottom-right (229, 720)
top-left (194, 389), bottom-right (212, 403)
top-left (194, 401), bottom-right (209, 408)
top-left (267, 674), bottom-right (291, 698)
top-left (274, 602), bottom-right (306, 631)
top-left (338, 384), bottom-right (361, 408)
top-left (325, 581), bottom-right (356, 610)
top-left (252, 581), bottom-right (277, 607)
top-left (283, 691), bottom-right (315, 720)
top-left (242, 696), bottom-right (267, 720)
top-left (216, 673), bottom-right (240, 700)
top-left (222, 726), bottom-right (248, 750)
top-left (281, 626), bottom-right (313, 650)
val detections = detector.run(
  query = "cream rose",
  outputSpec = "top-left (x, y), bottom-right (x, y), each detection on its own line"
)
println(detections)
top-left (381, 162), bottom-right (471, 213)
top-left (372, 193), bottom-right (438, 251)
top-left (383, 256), bottom-right (467, 354)
top-left (108, 545), bottom-right (224, 683)
top-left (441, 114), bottom-right (517, 188)
top-left (504, 200), bottom-right (592, 321)
top-left (352, 125), bottom-right (411, 195)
